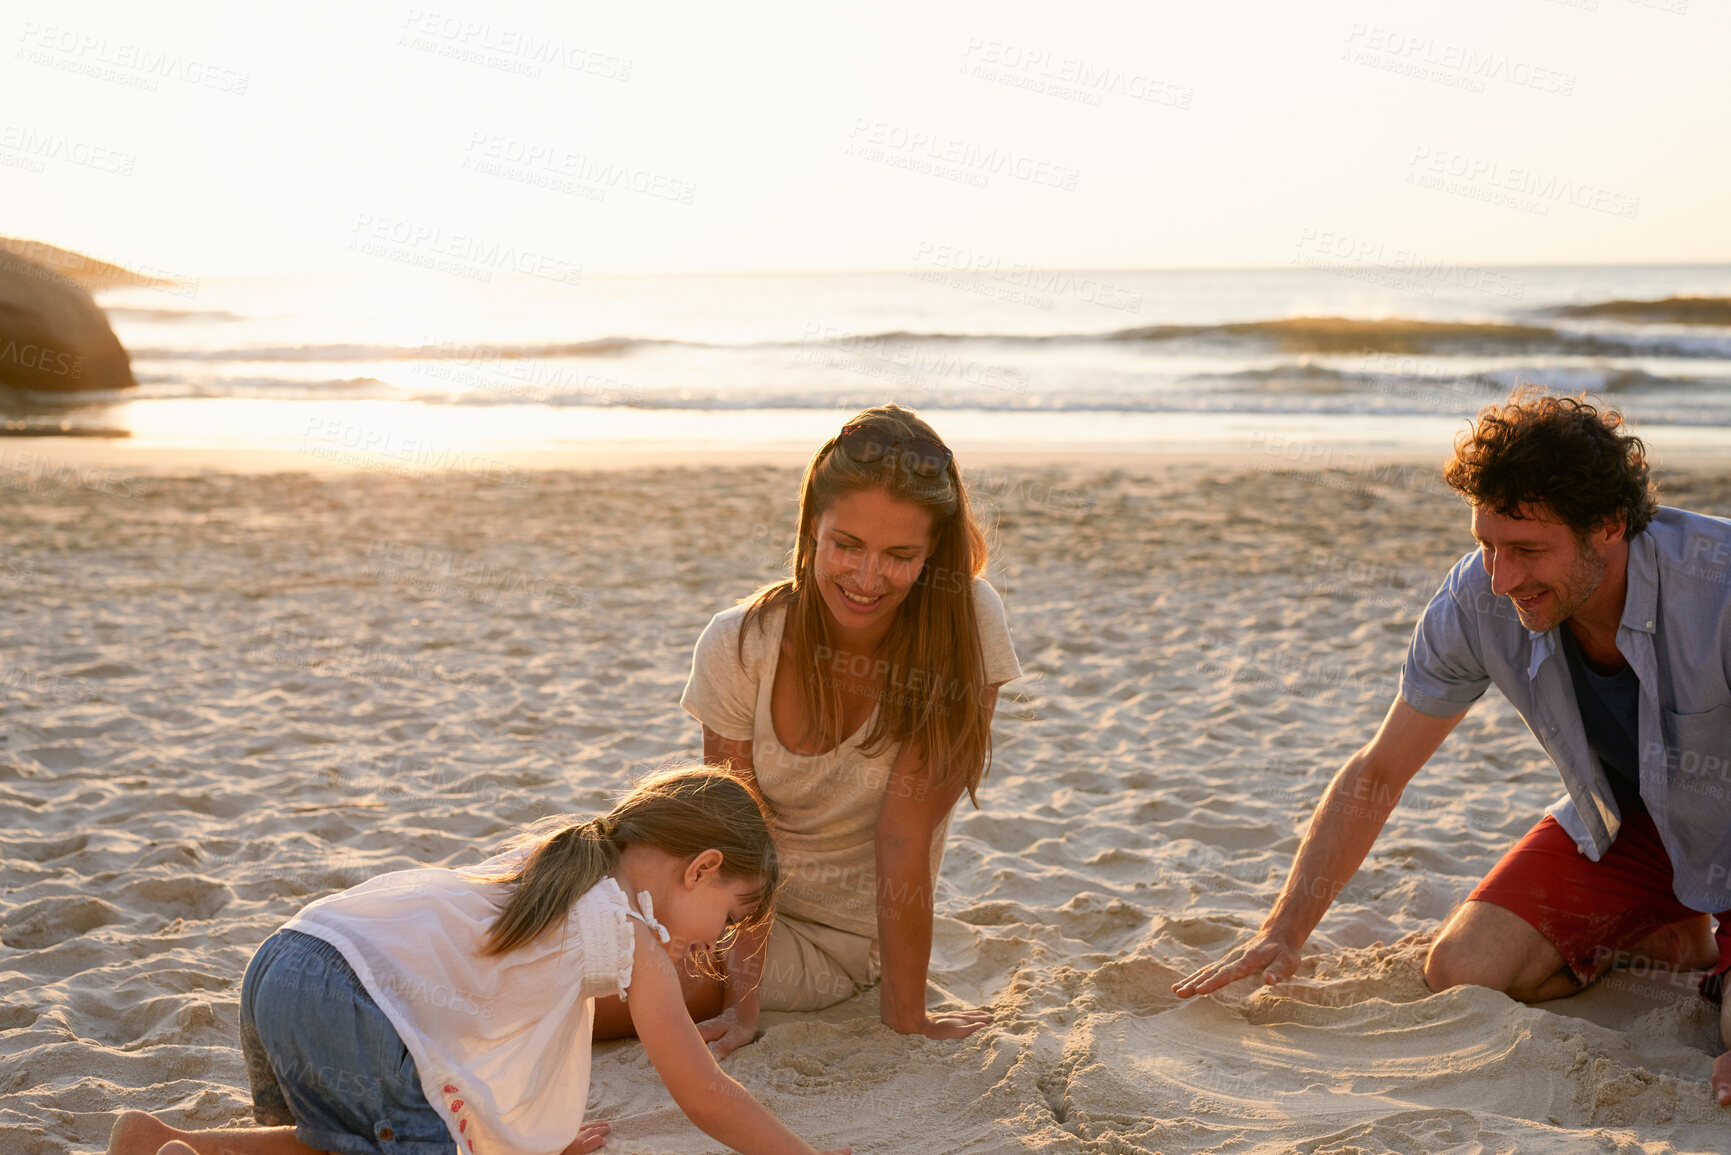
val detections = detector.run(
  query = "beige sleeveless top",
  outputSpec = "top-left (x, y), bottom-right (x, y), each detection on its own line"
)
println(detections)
top-left (680, 578), bottom-right (1021, 937)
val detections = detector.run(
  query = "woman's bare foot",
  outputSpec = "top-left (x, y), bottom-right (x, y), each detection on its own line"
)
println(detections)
top-left (562, 1119), bottom-right (611, 1153)
top-left (107, 1112), bottom-right (181, 1155)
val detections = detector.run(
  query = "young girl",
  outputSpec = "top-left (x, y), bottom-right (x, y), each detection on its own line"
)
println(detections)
top-left (108, 767), bottom-right (849, 1155)
top-left (594, 404), bottom-right (1021, 1054)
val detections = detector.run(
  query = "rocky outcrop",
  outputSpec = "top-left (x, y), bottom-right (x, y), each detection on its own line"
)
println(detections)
top-left (0, 237), bottom-right (178, 293)
top-left (0, 239), bottom-right (140, 393)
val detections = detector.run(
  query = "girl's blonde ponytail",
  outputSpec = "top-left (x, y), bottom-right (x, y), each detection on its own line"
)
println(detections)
top-left (479, 767), bottom-right (778, 956)
top-left (483, 818), bottom-right (618, 955)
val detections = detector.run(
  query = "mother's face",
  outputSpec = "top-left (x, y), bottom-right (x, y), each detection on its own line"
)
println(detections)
top-left (809, 488), bottom-right (935, 632)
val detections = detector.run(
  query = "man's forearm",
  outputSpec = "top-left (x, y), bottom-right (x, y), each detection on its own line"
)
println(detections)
top-left (1264, 754), bottom-right (1402, 945)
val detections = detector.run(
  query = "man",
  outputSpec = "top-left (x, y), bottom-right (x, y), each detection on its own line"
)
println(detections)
top-left (1173, 390), bottom-right (1731, 1102)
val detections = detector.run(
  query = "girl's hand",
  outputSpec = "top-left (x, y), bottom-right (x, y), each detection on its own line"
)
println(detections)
top-left (630, 925), bottom-right (830, 1154)
top-left (561, 1119), bottom-right (610, 1153)
top-left (893, 1006), bottom-right (992, 1039)
top-left (696, 1004), bottom-right (760, 1059)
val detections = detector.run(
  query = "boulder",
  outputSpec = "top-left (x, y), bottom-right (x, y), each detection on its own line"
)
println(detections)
top-left (0, 240), bottom-right (139, 393)
top-left (0, 236), bottom-right (177, 292)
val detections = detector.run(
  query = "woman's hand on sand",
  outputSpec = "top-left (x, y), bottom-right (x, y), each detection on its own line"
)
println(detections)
top-left (893, 1006), bottom-right (993, 1039)
top-left (696, 1005), bottom-right (760, 1059)
top-left (560, 1119), bottom-right (611, 1153)
top-left (1171, 932), bottom-right (1301, 997)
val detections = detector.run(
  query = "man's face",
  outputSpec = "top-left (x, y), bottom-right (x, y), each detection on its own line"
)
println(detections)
top-left (1470, 503), bottom-right (1617, 632)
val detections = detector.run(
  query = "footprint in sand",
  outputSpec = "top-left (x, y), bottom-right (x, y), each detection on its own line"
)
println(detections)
top-left (117, 876), bottom-right (232, 922)
top-left (0, 833), bottom-right (88, 862)
top-left (0, 895), bottom-right (124, 949)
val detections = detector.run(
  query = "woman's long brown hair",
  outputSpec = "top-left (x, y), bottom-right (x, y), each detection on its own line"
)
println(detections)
top-left (741, 403), bottom-right (995, 804)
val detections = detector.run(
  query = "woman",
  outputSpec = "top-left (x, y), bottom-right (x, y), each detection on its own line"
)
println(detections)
top-left (600, 404), bottom-right (1019, 1053)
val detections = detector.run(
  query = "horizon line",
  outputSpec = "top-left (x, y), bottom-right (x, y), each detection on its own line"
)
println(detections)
top-left (89, 258), bottom-right (1731, 282)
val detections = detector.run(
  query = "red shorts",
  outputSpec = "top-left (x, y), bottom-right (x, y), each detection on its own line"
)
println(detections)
top-left (1469, 807), bottom-right (1731, 998)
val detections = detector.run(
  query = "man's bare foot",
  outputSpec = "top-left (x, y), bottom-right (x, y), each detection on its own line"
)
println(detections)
top-left (1712, 1052), bottom-right (1731, 1106)
top-left (108, 1111), bottom-right (180, 1155)
top-left (1629, 916), bottom-right (1719, 973)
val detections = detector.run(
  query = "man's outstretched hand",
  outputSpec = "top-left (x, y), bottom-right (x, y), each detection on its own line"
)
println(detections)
top-left (1172, 931), bottom-right (1302, 997)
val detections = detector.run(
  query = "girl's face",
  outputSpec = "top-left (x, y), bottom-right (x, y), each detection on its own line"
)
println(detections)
top-left (809, 488), bottom-right (935, 634)
top-left (661, 865), bottom-right (761, 960)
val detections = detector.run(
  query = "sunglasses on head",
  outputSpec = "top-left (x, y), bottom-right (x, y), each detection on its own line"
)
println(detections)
top-left (835, 422), bottom-right (954, 478)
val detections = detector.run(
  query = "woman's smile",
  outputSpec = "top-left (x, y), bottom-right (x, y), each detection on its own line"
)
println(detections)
top-left (834, 582), bottom-right (886, 611)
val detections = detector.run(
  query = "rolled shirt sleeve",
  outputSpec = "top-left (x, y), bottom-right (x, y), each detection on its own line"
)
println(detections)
top-left (680, 607), bottom-right (757, 742)
top-left (1400, 557), bottom-right (1493, 719)
top-left (973, 577), bottom-right (1023, 687)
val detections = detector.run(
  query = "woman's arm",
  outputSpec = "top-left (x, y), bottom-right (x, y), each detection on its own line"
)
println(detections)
top-left (703, 723), bottom-right (755, 778)
top-left (697, 724), bottom-right (768, 1058)
top-left (874, 685), bottom-right (1000, 1039)
top-left (628, 926), bottom-right (848, 1155)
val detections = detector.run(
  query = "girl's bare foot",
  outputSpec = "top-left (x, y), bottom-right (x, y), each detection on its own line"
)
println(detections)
top-left (107, 1112), bottom-right (180, 1155)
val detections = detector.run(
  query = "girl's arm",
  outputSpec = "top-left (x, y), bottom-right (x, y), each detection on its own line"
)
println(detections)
top-left (696, 724), bottom-right (767, 1058)
top-left (874, 686), bottom-right (1000, 1039)
top-left (627, 924), bottom-right (848, 1155)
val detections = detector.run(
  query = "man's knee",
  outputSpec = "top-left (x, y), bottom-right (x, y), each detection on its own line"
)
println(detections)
top-left (1423, 900), bottom-right (1570, 999)
top-left (1423, 926), bottom-right (1498, 993)
top-left (1424, 901), bottom-right (1525, 994)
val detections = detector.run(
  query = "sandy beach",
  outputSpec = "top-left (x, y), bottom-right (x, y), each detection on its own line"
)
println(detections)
top-left (4, 456), bottom-right (1730, 1155)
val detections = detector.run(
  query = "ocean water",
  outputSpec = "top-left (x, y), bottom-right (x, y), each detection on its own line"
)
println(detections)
top-left (12, 262), bottom-right (1731, 457)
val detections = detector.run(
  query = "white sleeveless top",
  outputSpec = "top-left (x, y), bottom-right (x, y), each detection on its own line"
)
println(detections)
top-left (285, 860), bottom-right (643, 1155)
top-left (681, 577), bottom-right (1021, 937)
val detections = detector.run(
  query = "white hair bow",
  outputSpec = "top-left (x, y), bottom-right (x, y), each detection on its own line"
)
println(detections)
top-left (633, 890), bottom-right (671, 944)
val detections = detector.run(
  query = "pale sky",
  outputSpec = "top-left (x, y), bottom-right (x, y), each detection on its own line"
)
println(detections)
top-left (3, 0), bottom-right (1726, 275)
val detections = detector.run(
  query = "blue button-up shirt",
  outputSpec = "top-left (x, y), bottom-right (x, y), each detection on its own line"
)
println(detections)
top-left (1400, 506), bottom-right (1731, 913)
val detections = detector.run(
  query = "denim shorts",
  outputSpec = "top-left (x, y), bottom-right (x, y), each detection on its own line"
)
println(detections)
top-left (240, 929), bottom-right (456, 1155)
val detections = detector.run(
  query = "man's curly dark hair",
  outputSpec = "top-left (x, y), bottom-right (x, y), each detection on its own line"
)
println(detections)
top-left (1443, 388), bottom-right (1658, 538)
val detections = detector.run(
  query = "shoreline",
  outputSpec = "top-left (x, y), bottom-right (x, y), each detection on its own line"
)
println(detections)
top-left (6, 398), bottom-right (1729, 479)
top-left (0, 440), bottom-right (1446, 475)
top-left (6, 438), bottom-right (1729, 479)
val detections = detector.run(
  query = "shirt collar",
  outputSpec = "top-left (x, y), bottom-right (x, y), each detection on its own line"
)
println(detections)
top-left (1619, 530), bottom-right (1658, 636)
top-left (1527, 630), bottom-right (1553, 680)
top-left (1525, 533), bottom-right (1654, 679)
